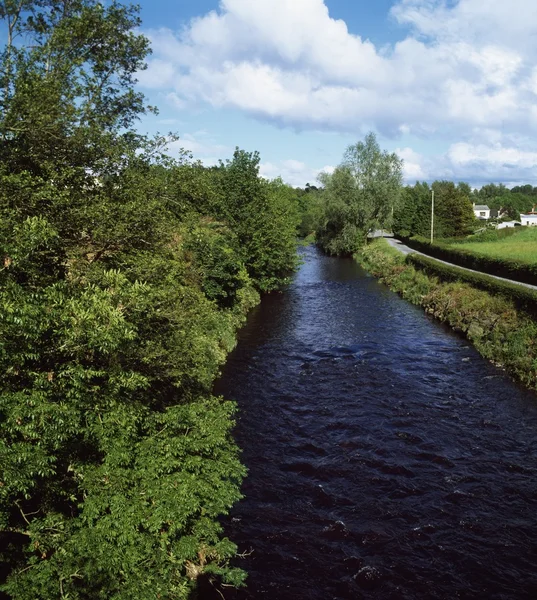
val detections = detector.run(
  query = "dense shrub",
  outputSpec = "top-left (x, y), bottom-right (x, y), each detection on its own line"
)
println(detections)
top-left (407, 253), bottom-right (537, 318)
top-left (0, 2), bottom-right (299, 597)
top-left (316, 133), bottom-right (403, 255)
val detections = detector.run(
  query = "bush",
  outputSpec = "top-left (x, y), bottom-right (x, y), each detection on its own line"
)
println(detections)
top-left (406, 253), bottom-right (537, 318)
top-left (358, 239), bottom-right (537, 390)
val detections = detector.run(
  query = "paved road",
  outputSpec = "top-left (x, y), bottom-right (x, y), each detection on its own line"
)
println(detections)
top-left (385, 236), bottom-right (537, 292)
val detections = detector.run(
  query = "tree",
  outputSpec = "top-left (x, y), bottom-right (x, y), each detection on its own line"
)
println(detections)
top-left (432, 181), bottom-right (475, 238)
top-left (1, 3), bottom-right (255, 598)
top-left (394, 180), bottom-right (475, 239)
top-left (218, 149), bottom-right (299, 290)
top-left (0, 0), bottom-right (151, 179)
top-left (316, 132), bottom-right (403, 255)
top-left (511, 184), bottom-right (537, 196)
top-left (393, 181), bottom-right (431, 237)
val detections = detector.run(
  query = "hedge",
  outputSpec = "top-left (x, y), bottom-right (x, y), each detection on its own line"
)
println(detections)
top-left (397, 234), bottom-right (537, 287)
top-left (406, 253), bottom-right (537, 318)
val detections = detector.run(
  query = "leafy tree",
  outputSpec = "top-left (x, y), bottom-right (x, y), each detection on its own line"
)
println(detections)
top-left (394, 181), bottom-right (475, 239)
top-left (317, 133), bottom-right (403, 255)
top-left (393, 181), bottom-right (431, 237)
top-left (0, 0), bottom-right (151, 179)
top-left (218, 149), bottom-right (299, 290)
top-left (457, 181), bottom-right (473, 196)
top-left (297, 185), bottom-right (324, 237)
top-left (432, 181), bottom-right (475, 238)
top-left (0, 2), bottom-right (278, 598)
top-left (510, 184), bottom-right (537, 196)
top-left (474, 183), bottom-right (508, 201)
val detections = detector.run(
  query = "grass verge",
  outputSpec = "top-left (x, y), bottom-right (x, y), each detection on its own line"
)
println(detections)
top-left (453, 226), bottom-right (537, 263)
top-left (398, 233), bottom-right (537, 286)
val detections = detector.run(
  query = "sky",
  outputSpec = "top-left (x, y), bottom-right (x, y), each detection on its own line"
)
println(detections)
top-left (134, 0), bottom-right (537, 188)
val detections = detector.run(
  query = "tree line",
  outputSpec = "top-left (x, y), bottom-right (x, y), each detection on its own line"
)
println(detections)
top-left (297, 136), bottom-right (537, 254)
top-left (0, 1), bottom-right (301, 598)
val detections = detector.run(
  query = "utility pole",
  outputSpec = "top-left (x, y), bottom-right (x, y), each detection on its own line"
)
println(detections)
top-left (430, 189), bottom-right (435, 244)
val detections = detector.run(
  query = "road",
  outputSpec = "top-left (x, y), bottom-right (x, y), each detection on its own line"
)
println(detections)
top-left (384, 236), bottom-right (537, 292)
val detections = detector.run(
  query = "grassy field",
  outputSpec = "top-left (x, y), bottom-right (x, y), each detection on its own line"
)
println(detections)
top-left (448, 226), bottom-right (537, 264)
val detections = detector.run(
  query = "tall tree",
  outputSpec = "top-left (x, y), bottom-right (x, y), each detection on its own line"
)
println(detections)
top-left (432, 181), bottom-right (475, 238)
top-left (317, 133), bottom-right (403, 255)
top-left (219, 149), bottom-right (299, 290)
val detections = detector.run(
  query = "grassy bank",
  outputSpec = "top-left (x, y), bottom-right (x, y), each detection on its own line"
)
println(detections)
top-left (357, 239), bottom-right (537, 392)
top-left (398, 232), bottom-right (537, 287)
top-left (447, 226), bottom-right (537, 261)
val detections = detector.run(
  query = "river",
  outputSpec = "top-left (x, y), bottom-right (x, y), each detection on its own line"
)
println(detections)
top-left (209, 245), bottom-right (537, 600)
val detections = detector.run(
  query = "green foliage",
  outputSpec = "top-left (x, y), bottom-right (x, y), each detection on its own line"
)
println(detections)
top-left (393, 181), bottom-right (431, 238)
top-left (432, 181), bottom-right (476, 238)
top-left (219, 151), bottom-right (300, 290)
top-left (407, 253), bottom-right (537, 318)
top-left (296, 185), bottom-right (323, 238)
top-left (394, 180), bottom-right (475, 239)
top-left (184, 220), bottom-right (250, 309)
top-left (509, 184), bottom-right (537, 197)
top-left (317, 132), bottom-right (403, 255)
top-left (471, 183), bottom-right (534, 220)
top-left (0, 1), bottom-right (300, 598)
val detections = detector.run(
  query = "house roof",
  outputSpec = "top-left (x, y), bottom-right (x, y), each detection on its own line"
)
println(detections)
top-left (473, 205), bottom-right (490, 210)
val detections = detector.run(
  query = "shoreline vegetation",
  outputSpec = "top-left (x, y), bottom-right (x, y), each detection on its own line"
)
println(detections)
top-left (0, 1), bottom-right (302, 597)
top-left (357, 238), bottom-right (537, 392)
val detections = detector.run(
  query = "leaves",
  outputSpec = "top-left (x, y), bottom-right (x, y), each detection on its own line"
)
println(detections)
top-left (0, 3), bottom-right (300, 596)
top-left (316, 132), bottom-right (403, 255)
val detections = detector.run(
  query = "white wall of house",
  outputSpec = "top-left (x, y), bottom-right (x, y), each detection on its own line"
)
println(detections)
top-left (473, 206), bottom-right (490, 219)
top-left (520, 214), bottom-right (537, 226)
top-left (497, 221), bottom-right (520, 229)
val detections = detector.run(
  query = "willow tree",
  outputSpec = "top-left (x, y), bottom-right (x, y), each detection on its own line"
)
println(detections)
top-left (317, 133), bottom-right (403, 255)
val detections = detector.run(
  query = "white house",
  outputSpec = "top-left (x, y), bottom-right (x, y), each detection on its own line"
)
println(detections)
top-left (473, 204), bottom-right (491, 220)
top-left (520, 213), bottom-right (537, 226)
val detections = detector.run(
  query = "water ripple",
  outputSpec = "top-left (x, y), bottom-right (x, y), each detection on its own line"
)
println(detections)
top-left (210, 246), bottom-right (537, 600)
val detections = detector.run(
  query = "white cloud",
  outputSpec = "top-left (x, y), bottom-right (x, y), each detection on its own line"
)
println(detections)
top-left (166, 131), bottom-right (231, 165)
top-left (260, 160), bottom-right (334, 187)
top-left (136, 58), bottom-right (176, 89)
top-left (140, 0), bottom-right (537, 135)
top-left (394, 141), bottom-right (537, 187)
top-left (138, 0), bottom-right (537, 184)
top-left (396, 147), bottom-right (426, 181)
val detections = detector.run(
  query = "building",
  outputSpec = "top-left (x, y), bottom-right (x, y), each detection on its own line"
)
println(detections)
top-left (497, 221), bottom-right (521, 229)
top-left (473, 204), bottom-right (490, 220)
top-left (520, 213), bottom-right (537, 226)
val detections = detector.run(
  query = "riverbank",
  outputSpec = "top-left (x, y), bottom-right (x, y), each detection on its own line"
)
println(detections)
top-left (357, 238), bottom-right (537, 392)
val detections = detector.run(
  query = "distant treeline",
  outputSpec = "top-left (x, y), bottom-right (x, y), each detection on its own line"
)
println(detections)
top-left (0, 1), bottom-right (301, 598)
top-left (296, 154), bottom-right (537, 251)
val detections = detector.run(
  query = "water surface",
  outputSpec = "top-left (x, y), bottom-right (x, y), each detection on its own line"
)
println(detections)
top-left (211, 246), bottom-right (537, 599)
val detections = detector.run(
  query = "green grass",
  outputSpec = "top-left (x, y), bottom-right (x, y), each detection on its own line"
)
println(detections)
top-left (447, 226), bottom-right (537, 264)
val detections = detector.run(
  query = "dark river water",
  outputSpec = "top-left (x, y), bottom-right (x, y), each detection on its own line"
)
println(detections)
top-left (210, 245), bottom-right (537, 600)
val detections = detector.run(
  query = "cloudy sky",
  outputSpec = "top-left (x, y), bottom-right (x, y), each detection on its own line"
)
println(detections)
top-left (135, 0), bottom-right (537, 188)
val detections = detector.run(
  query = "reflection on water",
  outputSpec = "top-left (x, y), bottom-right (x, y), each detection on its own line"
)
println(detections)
top-left (210, 246), bottom-right (537, 600)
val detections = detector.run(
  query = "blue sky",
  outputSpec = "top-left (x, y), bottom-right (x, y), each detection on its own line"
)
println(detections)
top-left (134, 0), bottom-right (537, 188)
